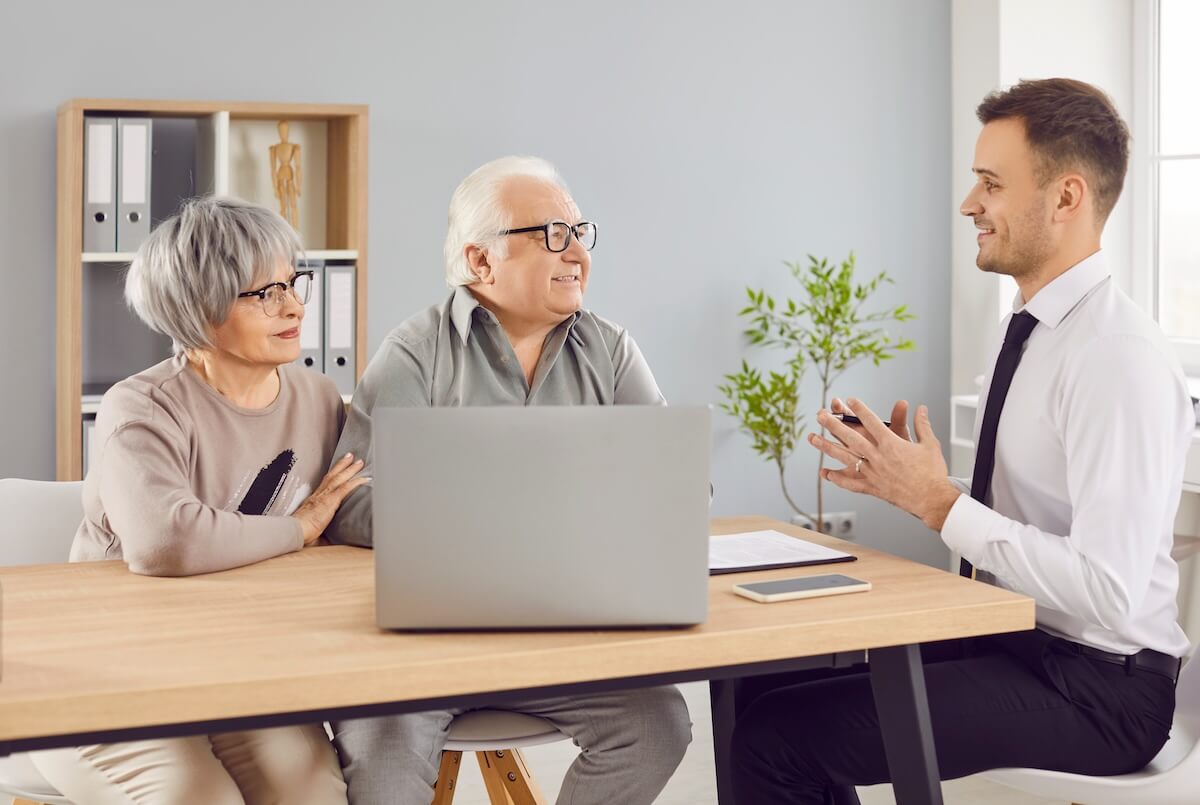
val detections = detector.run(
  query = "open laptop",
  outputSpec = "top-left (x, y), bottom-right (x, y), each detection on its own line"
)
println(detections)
top-left (372, 406), bottom-right (711, 630)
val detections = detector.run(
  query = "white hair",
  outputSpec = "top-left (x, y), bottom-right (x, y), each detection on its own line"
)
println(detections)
top-left (125, 196), bottom-right (303, 355)
top-left (443, 156), bottom-right (568, 287)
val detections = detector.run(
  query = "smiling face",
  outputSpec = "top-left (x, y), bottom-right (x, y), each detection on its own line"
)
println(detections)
top-left (466, 176), bottom-right (591, 329)
top-left (960, 118), bottom-right (1058, 281)
top-left (208, 259), bottom-right (306, 368)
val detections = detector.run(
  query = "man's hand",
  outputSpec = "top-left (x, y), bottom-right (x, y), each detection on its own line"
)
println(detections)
top-left (810, 398), bottom-right (961, 531)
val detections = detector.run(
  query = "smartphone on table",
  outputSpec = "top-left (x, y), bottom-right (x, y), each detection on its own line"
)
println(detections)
top-left (733, 573), bottom-right (872, 603)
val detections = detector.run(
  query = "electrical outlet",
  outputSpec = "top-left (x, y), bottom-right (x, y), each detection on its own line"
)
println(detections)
top-left (822, 511), bottom-right (857, 540)
top-left (792, 511), bottom-right (857, 540)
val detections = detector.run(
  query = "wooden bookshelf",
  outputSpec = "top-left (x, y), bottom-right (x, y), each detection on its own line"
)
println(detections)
top-left (56, 99), bottom-right (369, 480)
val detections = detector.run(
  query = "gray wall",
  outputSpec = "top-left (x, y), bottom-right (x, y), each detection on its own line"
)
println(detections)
top-left (0, 0), bottom-right (952, 567)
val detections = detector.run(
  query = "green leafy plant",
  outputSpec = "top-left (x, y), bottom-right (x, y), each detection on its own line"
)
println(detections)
top-left (718, 252), bottom-right (916, 531)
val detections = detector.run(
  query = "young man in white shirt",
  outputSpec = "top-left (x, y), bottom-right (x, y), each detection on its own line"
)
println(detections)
top-left (732, 78), bottom-right (1193, 804)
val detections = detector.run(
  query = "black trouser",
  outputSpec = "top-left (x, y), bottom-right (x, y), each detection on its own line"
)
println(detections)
top-left (731, 630), bottom-right (1176, 804)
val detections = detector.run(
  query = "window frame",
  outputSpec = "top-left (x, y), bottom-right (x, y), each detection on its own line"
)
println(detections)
top-left (1132, 0), bottom-right (1200, 375)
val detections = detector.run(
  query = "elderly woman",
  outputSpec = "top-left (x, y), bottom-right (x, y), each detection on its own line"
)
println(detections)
top-left (30, 197), bottom-right (362, 805)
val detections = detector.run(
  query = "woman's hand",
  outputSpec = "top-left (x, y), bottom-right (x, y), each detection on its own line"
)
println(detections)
top-left (292, 453), bottom-right (370, 546)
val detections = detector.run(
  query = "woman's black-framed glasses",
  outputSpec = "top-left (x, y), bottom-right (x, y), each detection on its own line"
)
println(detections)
top-left (237, 270), bottom-right (314, 317)
top-left (498, 220), bottom-right (597, 253)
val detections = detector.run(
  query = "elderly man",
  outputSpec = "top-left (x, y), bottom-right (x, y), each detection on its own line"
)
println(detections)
top-left (326, 156), bottom-right (691, 805)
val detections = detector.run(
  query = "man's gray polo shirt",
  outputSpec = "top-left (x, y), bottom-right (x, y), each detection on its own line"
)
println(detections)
top-left (326, 285), bottom-right (665, 546)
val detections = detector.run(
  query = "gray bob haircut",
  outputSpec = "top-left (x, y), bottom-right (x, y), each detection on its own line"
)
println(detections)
top-left (125, 196), bottom-right (303, 355)
top-left (443, 156), bottom-right (568, 287)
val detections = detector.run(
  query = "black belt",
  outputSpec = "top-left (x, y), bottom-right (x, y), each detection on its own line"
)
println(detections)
top-left (1073, 643), bottom-right (1181, 682)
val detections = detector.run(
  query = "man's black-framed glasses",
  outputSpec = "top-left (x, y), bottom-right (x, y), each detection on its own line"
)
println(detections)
top-left (499, 219), bottom-right (598, 253)
top-left (237, 270), bottom-right (314, 317)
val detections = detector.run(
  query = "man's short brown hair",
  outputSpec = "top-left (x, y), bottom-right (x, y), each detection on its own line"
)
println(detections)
top-left (977, 78), bottom-right (1130, 223)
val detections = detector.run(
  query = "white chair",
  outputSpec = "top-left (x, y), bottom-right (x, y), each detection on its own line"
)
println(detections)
top-left (0, 478), bottom-right (82, 805)
top-left (0, 479), bottom-right (83, 565)
top-left (983, 648), bottom-right (1200, 805)
top-left (431, 710), bottom-right (569, 804)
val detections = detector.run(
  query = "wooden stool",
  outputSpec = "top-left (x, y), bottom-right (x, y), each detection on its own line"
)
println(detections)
top-left (431, 710), bottom-right (569, 805)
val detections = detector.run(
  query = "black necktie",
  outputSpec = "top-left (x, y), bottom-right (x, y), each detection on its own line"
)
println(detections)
top-left (960, 310), bottom-right (1039, 578)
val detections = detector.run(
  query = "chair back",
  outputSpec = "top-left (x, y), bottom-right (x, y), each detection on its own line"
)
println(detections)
top-left (0, 478), bottom-right (84, 565)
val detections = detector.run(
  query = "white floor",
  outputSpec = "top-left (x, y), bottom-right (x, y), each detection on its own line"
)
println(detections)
top-left (445, 682), bottom-right (1067, 804)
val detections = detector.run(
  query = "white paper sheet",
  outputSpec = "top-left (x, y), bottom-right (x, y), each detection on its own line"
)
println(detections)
top-left (709, 529), bottom-right (853, 571)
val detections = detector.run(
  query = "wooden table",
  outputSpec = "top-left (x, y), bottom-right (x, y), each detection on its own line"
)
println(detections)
top-left (0, 516), bottom-right (1033, 804)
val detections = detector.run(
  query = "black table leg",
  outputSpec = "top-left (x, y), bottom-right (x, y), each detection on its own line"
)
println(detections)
top-left (869, 644), bottom-right (944, 805)
top-left (710, 678), bottom-right (737, 804)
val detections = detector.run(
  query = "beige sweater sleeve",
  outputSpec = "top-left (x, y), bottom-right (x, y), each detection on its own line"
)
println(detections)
top-left (98, 403), bottom-right (304, 577)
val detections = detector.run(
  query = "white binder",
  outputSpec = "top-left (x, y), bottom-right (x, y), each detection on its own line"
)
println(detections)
top-left (82, 416), bottom-right (100, 477)
top-left (116, 118), bottom-right (152, 252)
top-left (195, 111), bottom-right (229, 196)
top-left (83, 118), bottom-right (117, 253)
top-left (324, 263), bottom-right (356, 394)
top-left (294, 260), bottom-right (324, 373)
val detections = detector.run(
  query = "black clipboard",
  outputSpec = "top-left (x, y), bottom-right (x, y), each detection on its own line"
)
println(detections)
top-left (709, 553), bottom-right (858, 576)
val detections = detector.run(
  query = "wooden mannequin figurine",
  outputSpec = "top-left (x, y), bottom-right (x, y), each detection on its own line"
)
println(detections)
top-left (270, 121), bottom-right (302, 228)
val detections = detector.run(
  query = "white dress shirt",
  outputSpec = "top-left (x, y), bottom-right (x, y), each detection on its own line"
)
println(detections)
top-left (941, 251), bottom-right (1194, 657)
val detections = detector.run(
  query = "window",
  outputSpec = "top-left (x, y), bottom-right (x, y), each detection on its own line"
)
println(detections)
top-left (1144, 0), bottom-right (1200, 369)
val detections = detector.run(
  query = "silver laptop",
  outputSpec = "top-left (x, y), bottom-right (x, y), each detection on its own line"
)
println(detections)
top-left (373, 406), bottom-right (711, 630)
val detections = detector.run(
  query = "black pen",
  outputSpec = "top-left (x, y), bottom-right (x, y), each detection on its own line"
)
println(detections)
top-left (831, 412), bottom-right (892, 428)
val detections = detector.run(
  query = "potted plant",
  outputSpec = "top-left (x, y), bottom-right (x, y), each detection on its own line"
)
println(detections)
top-left (718, 252), bottom-right (916, 532)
